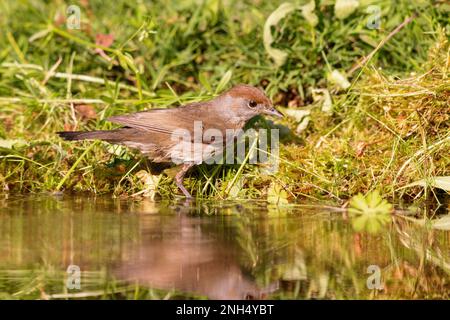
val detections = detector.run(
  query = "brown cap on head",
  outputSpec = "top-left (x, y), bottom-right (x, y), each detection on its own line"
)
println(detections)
top-left (225, 84), bottom-right (272, 107)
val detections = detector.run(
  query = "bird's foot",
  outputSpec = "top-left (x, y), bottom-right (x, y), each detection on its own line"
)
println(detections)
top-left (174, 163), bottom-right (194, 198)
top-left (176, 181), bottom-right (193, 199)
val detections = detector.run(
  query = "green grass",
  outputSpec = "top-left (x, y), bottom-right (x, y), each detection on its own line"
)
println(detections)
top-left (0, 0), bottom-right (449, 205)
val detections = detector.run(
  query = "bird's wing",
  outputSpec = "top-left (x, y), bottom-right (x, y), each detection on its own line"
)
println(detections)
top-left (107, 101), bottom-right (232, 137)
top-left (108, 103), bottom-right (199, 133)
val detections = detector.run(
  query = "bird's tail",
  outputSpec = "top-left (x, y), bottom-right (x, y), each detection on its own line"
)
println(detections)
top-left (57, 130), bottom-right (124, 142)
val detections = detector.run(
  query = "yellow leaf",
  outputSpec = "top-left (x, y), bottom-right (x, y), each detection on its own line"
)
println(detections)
top-left (335, 0), bottom-right (359, 20)
top-left (263, 3), bottom-right (297, 66)
top-left (301, 0), bottom-right (318, 27)
top-left (136, 170), bottom-right (161, 200)
top-left (327, 69), bottom-right (351, 90)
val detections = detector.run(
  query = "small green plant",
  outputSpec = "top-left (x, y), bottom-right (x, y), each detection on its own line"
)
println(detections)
top-left (348, 190), bottom-right (393, 234)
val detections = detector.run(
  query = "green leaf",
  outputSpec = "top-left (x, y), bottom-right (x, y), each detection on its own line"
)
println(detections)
top-left (123, 53), bottom-right (139, 74)
top-left (215, 70), bottom-right (232, 93)
top-left (0, 139), bottom-right (27, 149)
top-left (359, 34), bottom-right (378, 48)
top-left (348, 190), bottom-right (393, 234)
top-left (352, 215), bottom-right (369, 232)
top-left (106, 145), bottom-right (130, 160)
top-left (228, 175), bottom-right (244, 198)
top-left (199, 72), bottom-right (212, 93)
top-left (349, 193), bottom-right (369, 213)
top-left (117, 54), bottom-right (129, 71)
top-left (267, 182), bottom-right (289, 205)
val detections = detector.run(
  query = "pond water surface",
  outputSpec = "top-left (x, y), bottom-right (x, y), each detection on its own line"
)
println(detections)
top-left (0, 195), bottom-right (449, 299)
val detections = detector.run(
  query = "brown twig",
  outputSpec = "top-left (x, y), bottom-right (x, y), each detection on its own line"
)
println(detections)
top-left (42, 56), bottom-right (62, 85)
top-left (348, 14), bottom-right (417, 76)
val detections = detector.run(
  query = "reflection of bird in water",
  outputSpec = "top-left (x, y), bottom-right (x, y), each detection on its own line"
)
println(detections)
top-left (115, 212), bottom-right (277, 300)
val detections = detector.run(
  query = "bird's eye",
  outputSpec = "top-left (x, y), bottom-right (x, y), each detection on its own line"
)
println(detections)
top-left (248, 100), bottom-right (257, 109)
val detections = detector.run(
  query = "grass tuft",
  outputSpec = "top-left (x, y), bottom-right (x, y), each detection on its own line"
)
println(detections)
top-left (0, 0), bottom-right (448, 205)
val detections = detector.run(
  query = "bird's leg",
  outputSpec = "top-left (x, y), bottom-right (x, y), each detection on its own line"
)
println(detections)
top-left (175, 163), bottom-right (194, 198)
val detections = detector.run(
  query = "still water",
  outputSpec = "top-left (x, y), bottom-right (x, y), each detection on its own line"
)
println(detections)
top-left (0, 195), bottom-right (449, 299)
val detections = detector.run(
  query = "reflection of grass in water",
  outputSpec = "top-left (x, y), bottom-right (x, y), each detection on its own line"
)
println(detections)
top-left (0, 269), bottom-right (110, 299)
top-left (232, 207), bottom-right (450, 299)
top-left (1, 198), bottom-right (449, 299)
top-left (0, 197), bottom-right (143, 269)
top-left (1, 231), bottom-right (449, 299)
top-left (390, 217), bottom-right (450, 298)
top-left (0, 268), bottom-right (208, 300)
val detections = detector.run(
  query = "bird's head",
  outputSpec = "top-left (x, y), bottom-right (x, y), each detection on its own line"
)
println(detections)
top-left (223, 84), bottom-right (283, 119)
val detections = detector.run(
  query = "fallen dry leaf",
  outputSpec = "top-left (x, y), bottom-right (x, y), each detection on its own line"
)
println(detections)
top-left (63, 123), bottom-right (76, 131)
top-left (54, 13), bottom-right (65, 26)
top-left (95, 33), bottom-right (115, 62)
top-left (95, 33), bottom-right (114, 47)
top-left (135, 170), bottom-right (161, 200)
top-left (355, 141), bottom-right (367, 157)
top-left (75, 104), bottom-right (97, 120)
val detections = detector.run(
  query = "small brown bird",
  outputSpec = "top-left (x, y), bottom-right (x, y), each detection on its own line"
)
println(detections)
top-left (58, 84), bottom-right (281, 198)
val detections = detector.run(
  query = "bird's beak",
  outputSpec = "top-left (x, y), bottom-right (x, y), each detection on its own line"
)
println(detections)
top-left (264, 106), bottom-right (283, 118)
